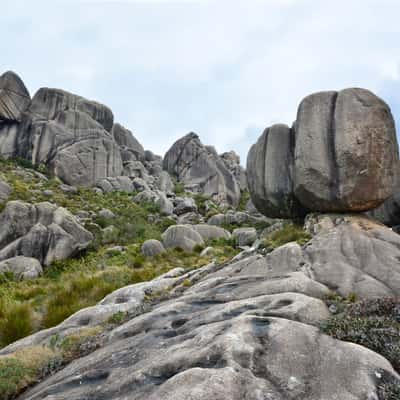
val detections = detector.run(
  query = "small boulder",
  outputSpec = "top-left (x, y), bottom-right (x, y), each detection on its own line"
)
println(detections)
top-left (190, 224), bottom-right (231, 241)
top-left (162, 225), bottom-right (204, 251)
top-left (0, 180), bottom-right (12, 202)
top-left (98, 208), bottom-right (115, 220)
top-left (59, 184), bottom-right (78, 194)
top-left (173, 197), bottom-right (198, 215)
top-left (233, 227), bottom-right (257, 247)
top-left (142, 239), bottom-right (166, 257)
top-left (0, 256), bottom-right (42, 280)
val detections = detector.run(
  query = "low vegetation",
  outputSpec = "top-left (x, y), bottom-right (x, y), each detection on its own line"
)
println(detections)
top-left (0, 327), bottom-right (102, 399)
top-left (321, 297), bottom-right (400, 373)
top-left (262, 223), bottom-right (311, 250)
top-left (0, 158), bottom-right (239, 349)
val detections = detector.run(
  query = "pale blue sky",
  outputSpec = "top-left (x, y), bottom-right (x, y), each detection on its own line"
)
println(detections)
top-left (1, 0), bottom-right (399, 163)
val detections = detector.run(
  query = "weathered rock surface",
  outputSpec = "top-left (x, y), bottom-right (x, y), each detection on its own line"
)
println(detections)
top-left (232, 227), bottom-right (257, 247)
top-left (220, 150), bottom-right (247, 191)
top-left (11, 215), bottom-right (400, 400)
top-left (190, 224), bottom-right (231, 241)
top-left (96, 176), bottom-right (134, 193)
top-left (112, 123), bottom-right (144, 162)
top-left (173, 196), bottom-right (197, 215)
top-left (0, 71), bottom-right (31, 122)
top-left (162, 224), bottom-right (204, 251)
top-left (248, 88), bottom-right (399, 218)
top-left (164, 133), bottom-right (240, 206)
top-left (294, 88), bottom-right (398, 212)
top-left (0, 179), bottom-right (12, 201)
top-left (0, 256), bottom-right (42, 280)
top-left (247, 124), bottom-right (307, 218)
top-left (0, 201), bottom-right (93, 266)
top-left (142, 239), bottom-right (166, 257)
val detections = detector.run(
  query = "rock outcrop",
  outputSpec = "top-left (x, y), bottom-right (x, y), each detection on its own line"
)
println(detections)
top-left (248, 88), bottom-right (399, 218)
top-left (0, 201), bottom-right (93, 266)
top-left (164, 133), bottom-right (241, 206)
top-left (0, 71), bottom-right (176, 192)
top-left (8, 215), bottom-right (400, 400)
top-left (220, 150), bottom-right (247, 191)
top-left (0, 71), bottom-right (31, 122)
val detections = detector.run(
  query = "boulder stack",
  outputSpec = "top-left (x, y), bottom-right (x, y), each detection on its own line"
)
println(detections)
top-left (247, 88), bottom-right (399, 218)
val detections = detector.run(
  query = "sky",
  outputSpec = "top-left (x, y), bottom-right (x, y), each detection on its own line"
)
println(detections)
top-left (1, 0), bottom-right (400, 164)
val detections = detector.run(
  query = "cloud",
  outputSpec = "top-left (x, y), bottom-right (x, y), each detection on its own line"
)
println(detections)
top-left (1, 0), bottom-right (399, 163)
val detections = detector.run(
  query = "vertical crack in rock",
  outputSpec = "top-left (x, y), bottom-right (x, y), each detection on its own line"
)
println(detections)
top-left (328, 92), bottom-right (339, 204)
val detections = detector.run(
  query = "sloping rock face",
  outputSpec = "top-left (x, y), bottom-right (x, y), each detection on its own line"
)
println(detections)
top-left (164, 133), bottom-right (241, 206)
top-left (8, 216), bottom-right (400, 400)
top-left (0, 201), bottom-right (93, 266)
top-left (248, 88), bottom-right (398, 218)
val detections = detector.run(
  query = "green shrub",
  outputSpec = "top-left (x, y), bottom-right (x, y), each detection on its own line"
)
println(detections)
top-left (174, 181), bottom-right (185, 195)
top-left (0, 358), bottom-right (35, 399)
top-left (238, 190), bottom-right (250, 211)
top-left (193, 244), bottom-right (205, 254)
top-left (193, 194), bottom-right (209, 215)
top-left (263, 223), bottom-right (311, 250)
top-left (378, 381), bottom-right (400, 400)
top-left (0, 303), bottom-right (34, 347)
top-left (107, 311), bottom-right (128, 325)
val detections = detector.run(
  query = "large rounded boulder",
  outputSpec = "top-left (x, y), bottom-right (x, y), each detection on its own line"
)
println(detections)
top-left (248, 88), bottom-right (398, 218)
top-left (294, 88), bottom-right (398, 212)
top-left (247, 124), bottom-right (307, 218)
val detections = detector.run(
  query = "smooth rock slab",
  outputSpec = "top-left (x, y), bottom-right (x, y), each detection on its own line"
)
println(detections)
top-left (17, 245), bottom-right (399, 400)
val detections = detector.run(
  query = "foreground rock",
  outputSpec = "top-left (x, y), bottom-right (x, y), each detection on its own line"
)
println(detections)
top-left (1, 215), bottom-right (397, 400)
top-left (164, 132), bottom-right (240, 207)
top-left (248, 88), bottom-right (399, 218)
top-left (0, 201), bottom-right (93, 266)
